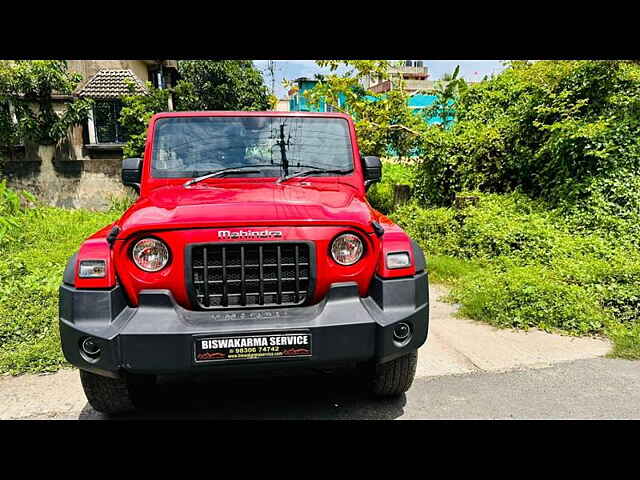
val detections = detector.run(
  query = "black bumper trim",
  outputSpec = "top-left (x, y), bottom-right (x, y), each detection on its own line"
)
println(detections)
top-left (59, 274), bottom-right (429, 378)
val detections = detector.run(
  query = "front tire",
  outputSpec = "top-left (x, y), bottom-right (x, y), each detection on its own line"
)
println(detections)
top-left (370, 351), bottom-right (418, 397)
top-left (79, 370), bottom-right (155, 415)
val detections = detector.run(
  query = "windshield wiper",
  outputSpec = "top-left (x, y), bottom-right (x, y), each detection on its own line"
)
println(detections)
top-left (276, 167), bottom-right (354, 184)
top-left (183, 165), bottom-right (271, 187)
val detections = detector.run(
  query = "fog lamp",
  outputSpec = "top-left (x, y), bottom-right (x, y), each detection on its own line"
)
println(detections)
top-left (81, 337), bottom-right (101, 358)
top-left (393, 322), bottom-right (411, 341)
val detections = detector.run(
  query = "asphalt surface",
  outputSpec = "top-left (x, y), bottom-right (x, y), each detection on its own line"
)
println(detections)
top-left (1, 284), bottom-right (636, 420)
top-left (77, 357), bottom-right (640, 420)
top-left (6, 357), bottom-right (638, 420)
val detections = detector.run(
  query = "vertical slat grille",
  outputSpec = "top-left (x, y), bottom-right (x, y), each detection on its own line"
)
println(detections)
top-left (191, 243), bottom-right (311, 309)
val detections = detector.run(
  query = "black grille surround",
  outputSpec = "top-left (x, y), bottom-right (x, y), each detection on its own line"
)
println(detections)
top-left (186, 241), bottom-right (315, 310)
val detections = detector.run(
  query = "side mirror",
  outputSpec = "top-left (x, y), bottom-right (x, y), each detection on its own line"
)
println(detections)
top-left (362, 156), bottom-right (382, 190)
top-left (122, 158), bottom-right (142, 193)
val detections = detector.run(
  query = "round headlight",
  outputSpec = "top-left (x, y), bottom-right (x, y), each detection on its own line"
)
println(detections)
top-left (331, 233), bottom-right (364, 266)
top-left (132, 238), bottom-right (170, 272)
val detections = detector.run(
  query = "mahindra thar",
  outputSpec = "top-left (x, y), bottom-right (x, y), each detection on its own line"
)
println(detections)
top-left (59, 111), bottom-right (429, 414)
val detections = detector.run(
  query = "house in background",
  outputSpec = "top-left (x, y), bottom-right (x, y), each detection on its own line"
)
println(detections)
top-left (67, 60), bottom-right (178, 160)
top-left (288, 77), bottom-right (346, 112)
top-left (275, 97), bottom-right (290, 111)
top-left (2, 60), bottom-right (178, 210)
top-left (363, 60), bottom-right (434, 94)
top-left (287, 65), bottom-right (446, 124)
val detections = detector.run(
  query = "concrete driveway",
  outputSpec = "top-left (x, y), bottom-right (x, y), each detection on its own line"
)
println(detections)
top-left (1, 285), bottom-right (635, 420)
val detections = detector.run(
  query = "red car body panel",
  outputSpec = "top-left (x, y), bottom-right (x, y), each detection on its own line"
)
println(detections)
top-left (113, 226), bottom-right (380, 308)
top-left (74, 111), bottom-right (417, 305)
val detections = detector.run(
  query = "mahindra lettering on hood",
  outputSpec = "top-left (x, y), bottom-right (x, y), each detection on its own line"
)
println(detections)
top-left (217, 229), bottom-right (283, 240)
top-left (59, 111), bottom-right (429, 415)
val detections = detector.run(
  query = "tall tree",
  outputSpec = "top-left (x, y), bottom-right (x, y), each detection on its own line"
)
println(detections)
top-left (175, 60), bottom-right (271, 111)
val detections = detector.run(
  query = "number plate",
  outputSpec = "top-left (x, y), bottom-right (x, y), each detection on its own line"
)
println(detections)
top-left (194, 332), bottom-right (312, 363)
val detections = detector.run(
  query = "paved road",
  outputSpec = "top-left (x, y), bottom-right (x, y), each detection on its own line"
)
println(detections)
top-left (1, 285), bottom-right (636, 420)
top-left (4, 357), bottom-right (638, 420)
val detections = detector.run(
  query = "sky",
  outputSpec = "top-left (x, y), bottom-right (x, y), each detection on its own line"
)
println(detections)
top-left (253, 60), bottom-right (507, 98)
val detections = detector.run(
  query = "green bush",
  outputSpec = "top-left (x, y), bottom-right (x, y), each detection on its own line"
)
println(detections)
top-left (394, 201), bottom-right (460, 254)
top-left (451, 265), bottom-right (608, 334)
top-left (413, 61), bottom-right (640, 219)
top-left (0, 179), bottom-right (35, 247)
top-left (367, 159), bottom-right (417, 214)
top-left (390, 192), bottom-right (640, 354)
top-left (388, 61), bottom-right (640, 358)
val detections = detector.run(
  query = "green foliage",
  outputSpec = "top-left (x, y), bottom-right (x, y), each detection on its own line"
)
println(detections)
top-left (389, 192), bottom-right (640, 356)
top-left (424, 254), bottom-right (484, 285)
top-left (421, 65), bottom-right (468, 128)
top-left (107, 190), bottom-right (137, 214)
top-left (452, 265), bottom-right (608, 334)
top-left (119, 60), bottom-right (271, 157)
top-left (367, 159), bottom-right (417, 214)
top-left (175, 60), bottom-right (271, 111)
top-left (0, 60), bottom-right (92, 147)
top-left (393, 61), bottom-right (640, 357)
top-left (413, 61), bottom-right (640, 214)
top-left (0, 179), bottom-right (35, 247)
top-left (0, 202), bottom-right (119, 374)
top-left (302, 60), bottom-right (427, 158)
top-left (119, 80), bottom-right (171, 157)
top-left (607, 322), bottom-right (640, 359)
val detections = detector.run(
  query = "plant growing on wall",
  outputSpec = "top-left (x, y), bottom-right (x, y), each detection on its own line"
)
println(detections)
top-left (0, 60), bottom-right (92, 148)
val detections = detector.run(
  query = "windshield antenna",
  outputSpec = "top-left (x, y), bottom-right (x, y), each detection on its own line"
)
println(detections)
top-left (276, 123), bottom-right (290, 177)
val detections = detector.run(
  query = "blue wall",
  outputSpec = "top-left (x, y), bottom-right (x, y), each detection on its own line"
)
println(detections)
top-left (289, 79), bottom-right (346, 112)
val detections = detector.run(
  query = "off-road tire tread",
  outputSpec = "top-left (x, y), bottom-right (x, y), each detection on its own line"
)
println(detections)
top-left (371, 351), bottom-right (418, 397)
top-left (79, 370), bottom-right (135, 415)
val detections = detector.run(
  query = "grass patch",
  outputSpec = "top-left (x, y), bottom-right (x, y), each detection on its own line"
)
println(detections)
top-left (607, 323), bottom-right (640, 359)
top-left (426, 255), bottom-right (484, 286)
top-left (0, 205), bottom-right (120, 375)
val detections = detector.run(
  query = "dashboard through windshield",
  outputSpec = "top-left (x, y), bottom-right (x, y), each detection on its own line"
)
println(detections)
top-left (151, 116), bottom-right (354, 178)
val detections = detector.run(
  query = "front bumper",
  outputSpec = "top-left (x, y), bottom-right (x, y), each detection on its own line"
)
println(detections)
top-left (59, 273), bottom-right (429, 379)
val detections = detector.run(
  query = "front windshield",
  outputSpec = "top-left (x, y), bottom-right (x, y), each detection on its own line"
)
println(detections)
top-left (151, 116), bottom-right (354, 178)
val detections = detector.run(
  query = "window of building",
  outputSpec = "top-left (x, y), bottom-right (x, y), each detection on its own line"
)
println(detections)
top-left (149, 68), bottom-right (164, 89)
top-left (93, 100), bottom-right (128, 144)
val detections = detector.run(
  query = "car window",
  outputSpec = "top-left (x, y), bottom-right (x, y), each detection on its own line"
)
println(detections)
top-left (151, 116), bottom-right (354, 178)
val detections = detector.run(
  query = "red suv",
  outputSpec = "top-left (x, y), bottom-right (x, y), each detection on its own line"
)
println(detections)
top-left (59, 111), bottom-right (429, 414)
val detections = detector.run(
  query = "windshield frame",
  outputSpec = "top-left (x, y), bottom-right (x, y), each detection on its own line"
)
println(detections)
top-left (148, 113), bottom-right (356, 180)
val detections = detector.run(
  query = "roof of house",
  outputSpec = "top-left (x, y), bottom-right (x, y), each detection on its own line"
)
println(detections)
top-left (294, 76), bottom-right (319, 84)
top-left (77, 69), bottom-right (148, 98)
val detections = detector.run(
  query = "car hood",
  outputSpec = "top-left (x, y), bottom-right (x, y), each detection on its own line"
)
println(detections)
top-left (117, 181), bottom-right (376, 237)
